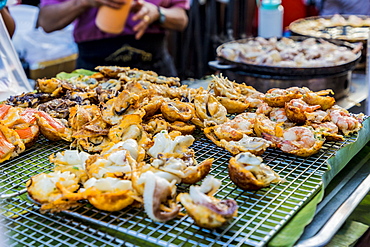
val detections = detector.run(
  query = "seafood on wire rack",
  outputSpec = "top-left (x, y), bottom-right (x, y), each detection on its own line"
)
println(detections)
top-left (3, 65), bottom-right (364, 231)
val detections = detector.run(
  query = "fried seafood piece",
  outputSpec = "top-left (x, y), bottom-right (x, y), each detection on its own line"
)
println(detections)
top-left (177, 175), bottom-right (238, 229)
top-left (256, 102), bottom-right (272, 115)
top-left (270, 107), bottom-right (289, 123)
top-left (123, 81), bottom-right (163, 118)
top-left (304, 110), bottom-right (330, 124)
top-left (138, 171), bottom-right (180, 222)
top-left (302, 91), bottom-right (335, 110)
top-left (100, 90), bottom-right (142, 125)
top-left (69, 105), bottom-right (109, 141)
top-left (101, 139), bottom-right (146, 162)
top-left (108, 114), bottom-right (152, 150)
top-left (209, 74), bottom-right (243, 99)
top-left (148, 130), bottom-right (194, 158)
top-left (36, 78), bottom-right (63, 94)
top-left (139, 80), bottom-right (197, 100)
top-left (37, 98), bottom-right (77, 119)
top-left (0, 124), bottom-right (24, 163)
top-left (216, 96), bottom-right (250, 114)
top-left (160, 99), bottom-right (195, 122)
top-left (285, 99), bottom-right (321, 123)
top-left (97, 79), bottom-right (122, 91)
top-left (95, 87), bottom-right (119, 103)
top-left (142, 114), bottom-right (169, 135)
top-left (73, 135), bottom-right (111, 153)
top-left (327, 105), bottom-right (363, 136)
top-left (36, 111), bottom-right (70, 141)
top-left (220, 134), bottom-right (272, 156)
top-left (26, 171), bottom-right (81, 212)
top-left (253, 114), bottom-right (290, 138)
top-left (140, 73), bottom-right (181, 87)
top-left (263, 126), bottom-right (325, 157)
top-left (68, 105), bottom-right (103, 132)
top-left (192, 91), bottom-right (228, 127)
top-left (50, 150), bottom-right (90, 183)
top-left (263, 87), bottom-right (309, 107)
top-left (65, 90), bottom-right (99, 105)
top-left (85, 146), bottom-right (136, 180)
top-left (209, 74), bottom-right (264, 112)
top-left (148, 130), bottom-right (213, 184)
top-left (311, 121), bottom-right (344, 142)
top-left (168, 121), bottom-right (196, 135)
top-left (98, 65), bottom-right (180, 87)
top-left (55, 176), bottom-right (135, 212)
top-left (80, 177), bottom-right (135, 212)
top-left (0, 107), bottom-right (40, 148)
top-left (5, 92), bottom-right (54, 108)
top-left (140, 95), bottom-right (164, 118)
top-left (95, 65), bottom-right (132, 78)
top-left (228, 152), bottom-right (286, 191)
top-left (67, 75), bottom-right (100, 89)
top-left (204, 112), bottom-right (257, 142)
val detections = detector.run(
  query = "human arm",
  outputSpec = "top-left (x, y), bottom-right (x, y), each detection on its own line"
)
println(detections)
top-left (38, 0), bottom-right (128, 33)
top-left (132, 0), bottom-right (188, 40)
top-left (0, 7), bottom-right (15, 37)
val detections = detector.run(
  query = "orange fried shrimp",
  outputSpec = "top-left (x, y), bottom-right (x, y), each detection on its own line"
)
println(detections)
top-left (285, 99), bottom-right (321, 123)
top-left (328, 106), bottom-right (362, 135)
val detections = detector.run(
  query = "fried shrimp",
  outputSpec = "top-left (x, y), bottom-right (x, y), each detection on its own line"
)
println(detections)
top-left (264, 126), bottom-right (325, 157)
top-left (285, 99), bottom-right (321, 123)
top-left (328, 106), bottom-right (362, 135)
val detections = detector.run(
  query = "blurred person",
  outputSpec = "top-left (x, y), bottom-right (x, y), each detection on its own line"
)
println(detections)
top-left (37, 0), bottom-right (189, 76)
top-left (314, 0), bottom-right (370, 15)
top-left (0, 6), bottom-right (15, 37)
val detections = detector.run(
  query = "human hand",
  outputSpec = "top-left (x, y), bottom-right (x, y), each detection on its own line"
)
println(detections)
top-left (131, 0), bottom-right (160, 40)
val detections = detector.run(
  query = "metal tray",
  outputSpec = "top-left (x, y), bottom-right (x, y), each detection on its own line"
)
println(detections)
top-left (0, 131), bottom-right (364, 246)
top-left (215, 37), bottom-right (361, 76)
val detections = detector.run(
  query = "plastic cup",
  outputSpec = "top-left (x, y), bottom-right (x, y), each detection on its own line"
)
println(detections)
top-left (95, 0), bottom-right (133, 34)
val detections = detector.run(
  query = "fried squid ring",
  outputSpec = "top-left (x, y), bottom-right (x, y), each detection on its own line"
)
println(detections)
top-left (141, 171), bottom-right (180, 222)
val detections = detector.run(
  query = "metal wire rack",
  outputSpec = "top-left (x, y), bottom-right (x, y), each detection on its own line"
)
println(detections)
top-left (0, 133), bottom-right (360, 247)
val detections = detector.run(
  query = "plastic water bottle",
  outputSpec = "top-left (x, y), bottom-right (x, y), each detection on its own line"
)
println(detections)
top-left (258, 0), bottom-right (284, 38)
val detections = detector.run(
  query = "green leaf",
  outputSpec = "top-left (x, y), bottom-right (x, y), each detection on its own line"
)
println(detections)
top-left (56, 69), bottom-right (96, 80)
top-left (269, 118), bottom-right (370, 246)
top-left (268, 187), bottom-right (324, 247)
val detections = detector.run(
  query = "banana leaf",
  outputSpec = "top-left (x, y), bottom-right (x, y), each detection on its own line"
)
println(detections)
top-left (269, 117), bottom-right (370, 247)
top-left (56, 69), bottom-right (96, 80)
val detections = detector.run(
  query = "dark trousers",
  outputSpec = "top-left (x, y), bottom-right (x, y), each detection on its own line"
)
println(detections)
top-left (77, 33), bottom-right (177, 77)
